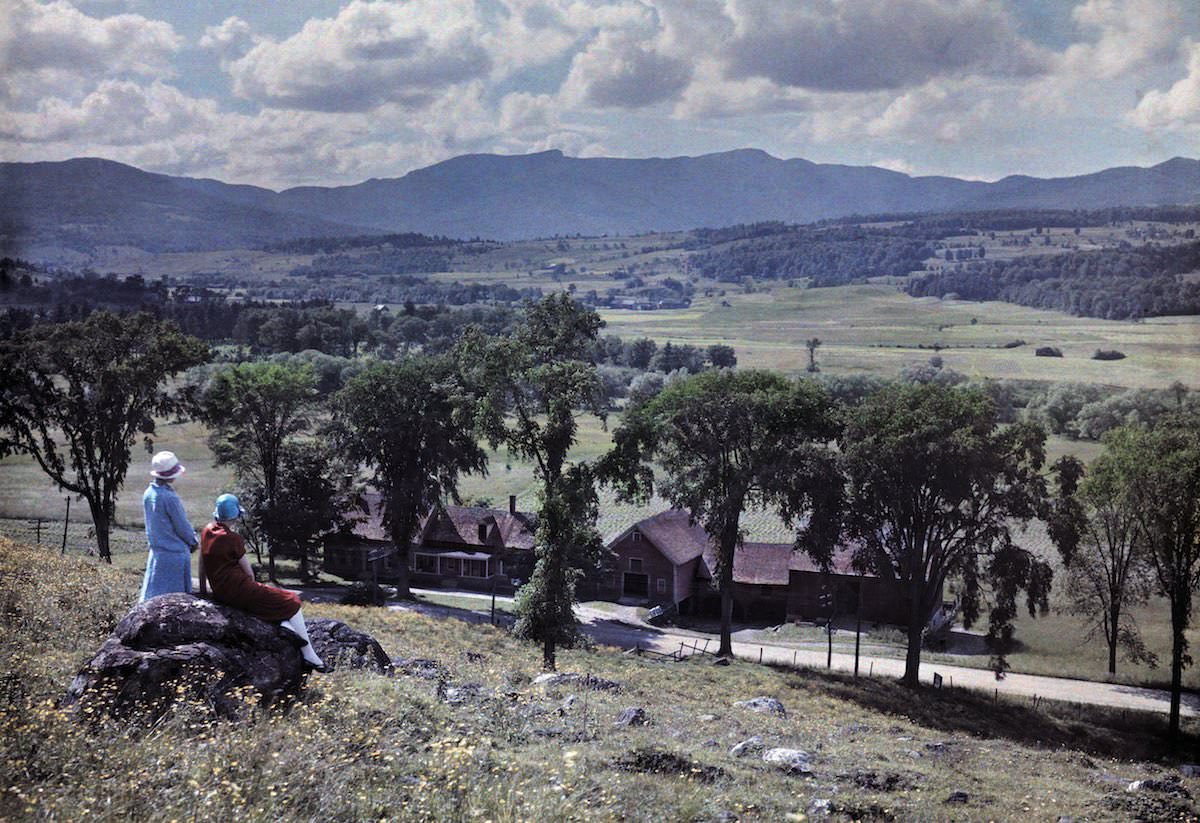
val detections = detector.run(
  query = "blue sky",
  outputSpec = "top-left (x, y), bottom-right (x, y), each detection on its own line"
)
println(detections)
top-left (2, 0), bottom-right (1198, 188)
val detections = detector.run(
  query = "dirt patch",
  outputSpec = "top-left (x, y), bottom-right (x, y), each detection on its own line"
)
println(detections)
top-left (828, 800), bottom-right (897, 821)
top-left (613, 747), bottom-right (726, 784)
top-left (841, 769), bottom-right (917, 792)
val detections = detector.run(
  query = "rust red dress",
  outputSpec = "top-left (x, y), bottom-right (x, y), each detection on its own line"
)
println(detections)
top-left (200, 522), bottom-right (301, 621)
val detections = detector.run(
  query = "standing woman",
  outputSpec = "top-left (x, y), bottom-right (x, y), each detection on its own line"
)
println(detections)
top-left (199, 494), bottom-right (326, 669)
top-left (139, 450), bottom-right (199, 602)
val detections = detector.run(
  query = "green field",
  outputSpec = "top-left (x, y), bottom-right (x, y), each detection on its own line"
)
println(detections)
top-left (601, 283), bottom-right (1200, 388)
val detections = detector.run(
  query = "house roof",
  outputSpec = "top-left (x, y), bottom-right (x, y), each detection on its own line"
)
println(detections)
top-left (621, 509), bottom-right (712, 565)
top-left (616, 508), bottom-right (866, 587)
top-left (347, 493), bottom-right (537, 550)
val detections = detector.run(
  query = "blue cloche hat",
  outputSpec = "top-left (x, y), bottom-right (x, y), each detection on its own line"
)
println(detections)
top-left (213, 493), bottom-right (245, 521)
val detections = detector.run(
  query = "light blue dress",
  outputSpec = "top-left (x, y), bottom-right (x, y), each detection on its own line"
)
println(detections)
top-left (139, 481), bottom-right (198, 602)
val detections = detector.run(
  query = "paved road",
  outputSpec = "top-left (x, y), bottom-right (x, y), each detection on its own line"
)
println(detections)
top-left (394, 588), bottom-right (1198, 718)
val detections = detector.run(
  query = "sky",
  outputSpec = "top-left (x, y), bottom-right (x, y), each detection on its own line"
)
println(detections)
top-left (1, 0), bottom-right (1198, 190)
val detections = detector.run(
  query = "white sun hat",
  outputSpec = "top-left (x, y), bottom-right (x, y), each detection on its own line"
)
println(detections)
top-left (149, 450), bottom-right (186, 479)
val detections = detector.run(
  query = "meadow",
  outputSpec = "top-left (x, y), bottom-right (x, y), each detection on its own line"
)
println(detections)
top-left (2, 538), bottom-right (1197, 822)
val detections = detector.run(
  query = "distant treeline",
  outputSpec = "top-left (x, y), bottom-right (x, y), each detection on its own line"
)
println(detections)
top-left (906, 242), bottom-right (1200, 319)
top-left (824, 205), bottom-right (1200, 231)
top-left (687, 224), bottom-right (947, 285)
top-left (266, 232), bottom-right (486, 254)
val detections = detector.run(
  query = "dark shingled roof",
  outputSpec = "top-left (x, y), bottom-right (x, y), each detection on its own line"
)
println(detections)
top-left (349, 493), bottom-right (537, 550)
top-left (626, 509), bottom-right (712, 565)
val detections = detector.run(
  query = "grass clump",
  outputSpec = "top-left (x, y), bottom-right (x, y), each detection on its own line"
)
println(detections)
top-left (3, 536), bottom-right (1200, 821)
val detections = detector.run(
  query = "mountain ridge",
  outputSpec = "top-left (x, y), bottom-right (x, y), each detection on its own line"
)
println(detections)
top-left (2, 151), bottom-right (1198, 254)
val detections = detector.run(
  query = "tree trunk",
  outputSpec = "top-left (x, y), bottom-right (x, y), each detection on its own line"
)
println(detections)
top-left (268, 548), bottom-right (277, 584)
top-left (89, 499), bottom-right (112, 564)
top-left (1107, 603), bottom-right (1120, 676)
top-left (394, 544), bottom-right (411, 599)
top-left (902, 578), bottom-right (924, 687)
top-left (543, 636), bottom-right (556, 672)
top-left (299, 542), bottom-right (310, 584)
top-left (718, 585), bottom-right (734, 658)
top-left (1169, 606), bottom-right (1185, 740)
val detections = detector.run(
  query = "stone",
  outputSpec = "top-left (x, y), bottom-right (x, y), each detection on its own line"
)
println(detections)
top-left (560, 695), bottom-right (578, 712)
top-left (442, 683), bottom-right (489, 705)
top-left (698, 713), bottom-right (718, 722)
top-left (763, 748), bottom-right (813, 776)
top-left (1182, 764), bottom-right (1200, 778)
top-left (734, 696), bottom-right (787, 717)
top-left (1126, 776), bottom-right (1191, 799)
top-left (307, 618), bottom-right (392, 674)
top-left (393, 657), bottom-right (446, 680)
top-left (946, 791), bottom-right (970, 804)
top-left (615, 707), bottom-right (649, 727)
top-left (532, 672), bottom-right (621, 692)
top-left (809, 798), bottom-right (831, 816)
top-left (730, 736), bottom-right (765, 758)
top-left (713, 657), bottom-right (731, 666)
top-left (62, 594), bottom-right (315, 719)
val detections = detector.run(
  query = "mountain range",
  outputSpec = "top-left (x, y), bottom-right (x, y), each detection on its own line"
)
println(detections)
top-left (2, 150), bottom-right (1199, 254)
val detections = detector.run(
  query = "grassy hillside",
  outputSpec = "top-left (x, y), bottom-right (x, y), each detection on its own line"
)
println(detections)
top-left (1, 537), bottom-right (1198, 822)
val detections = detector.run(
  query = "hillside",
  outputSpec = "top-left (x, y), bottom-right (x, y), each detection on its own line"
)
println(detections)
top-left (2, 537), bottom-right (1198, 821)
top-left (2, 151), bottom-right (1199, 252)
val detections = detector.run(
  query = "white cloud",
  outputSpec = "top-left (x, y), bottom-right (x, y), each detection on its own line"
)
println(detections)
top-left (0, 0), bottom-right (181, 102)
top-left (1128, 40), bottom-right (1200, 129)
top-left (199, 16), bottom-right (256, 60)
top-left (721, 0), bottom-right (1047, 93)
top-left (226, 0), bottom-right (493, 113)
top-left (561, 28), bottom-right (693, 108)
top-left (1060, 0), bottom-right (1186, 79)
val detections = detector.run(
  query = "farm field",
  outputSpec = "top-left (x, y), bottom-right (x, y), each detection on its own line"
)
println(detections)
top-left (600, 283), bottom-right (1200, 389)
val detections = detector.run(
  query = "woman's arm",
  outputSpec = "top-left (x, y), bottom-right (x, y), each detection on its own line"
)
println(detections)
top-left (238, 554), bottom-right (255, 583)
top-left (165, 491), bottom-right (198, 549)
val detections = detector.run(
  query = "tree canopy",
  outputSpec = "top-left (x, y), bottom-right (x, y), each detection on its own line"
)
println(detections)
top-left (0, 312), bottom-right (209, 560)
top-left (836, 382), bottom-right (1052, 685)
top-left (603, 369), bottom-right (842, 657)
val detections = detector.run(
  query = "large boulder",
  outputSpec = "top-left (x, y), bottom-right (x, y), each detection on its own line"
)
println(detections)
top-left (62, 594), bottom-right (385, 719)
top-left (307, 618), bottom-right (393, 674)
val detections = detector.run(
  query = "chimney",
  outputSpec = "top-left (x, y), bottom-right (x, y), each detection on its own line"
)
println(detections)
top-left (509, 495), bottom-right (517, 515)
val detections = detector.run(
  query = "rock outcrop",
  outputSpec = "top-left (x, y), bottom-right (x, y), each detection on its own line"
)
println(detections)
top-left (62, 594), bottom-right (387, 719)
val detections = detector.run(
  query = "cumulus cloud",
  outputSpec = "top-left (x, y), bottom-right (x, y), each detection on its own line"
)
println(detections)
top-left (1128, 40), bottom-right (1200, 129)
top-left (226, 0), bottom-right (492, 113)
top-left (720, 0), bottom-right (1047, 93)
top-left (199, 16), bottom-right (256, 59)
top-left (562, 29), bottom-right (693, 108)
top-left (0, 0), bottom-right (181, 102)
top-left (1060, 0), bottom-right (1186, 79)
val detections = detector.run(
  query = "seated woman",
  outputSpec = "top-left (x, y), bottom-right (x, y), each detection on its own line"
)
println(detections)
top-left (198, 494), bottom-right (325, 670)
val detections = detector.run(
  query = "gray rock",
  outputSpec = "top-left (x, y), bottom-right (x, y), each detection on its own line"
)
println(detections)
top-left (614, 706), bottom-right (648, 727)
top-left (393, 657), bottom-right (446, 679)
top-left (307, 618), bottom-right (392, 674)
top-left (947, 790), bottom-right (970, 803)
top-left (734, 696), bottom-right (787, 717)
top-left (698, 713), bottom-right (718, 722)
top-left (560, 695), bottom-right (578, 712)
top-left (763, 748), bottom-right (813, 776)
top-left (809, 798), bottom-right (831, 816)
top-left (442, 683), bottom-right (489, 705)
top-left (532, 672), bottom-right (621, 692)
top-left (1126, 776), bottom-right (1191, 798)
top-left (730, 736), bottom-right (765, 758)
top-left (1182, 764), bottom-right (1200, 778)
top-left (62, 594), bottom-right (320, 719)
top-left (906, 750), bottom-right (923, 759)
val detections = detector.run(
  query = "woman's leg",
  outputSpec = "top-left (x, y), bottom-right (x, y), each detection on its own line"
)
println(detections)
top-left (281, 608), bottom-right (325, 668)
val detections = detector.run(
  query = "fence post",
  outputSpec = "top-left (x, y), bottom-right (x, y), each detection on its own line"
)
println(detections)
top-left (35, 519), bottom-right (41, 545)
top-left (61, 498), bottom-right (70, 554)
top-left (759, 647), bottom-right (763, 664)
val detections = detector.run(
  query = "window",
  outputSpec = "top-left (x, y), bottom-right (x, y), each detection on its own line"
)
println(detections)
top-left (440, 556), bottom-right (462, 576)
top-left (657, 578), bottom-right (667, 594)
top-left (415, 554), bottom-right (438, 574)
top-left (477, 523), bottom-right (488, 542)
top-left (632, 530), bottom-right (642, 543)
top-left (628, 557), bottom-right (643, 572)
top-left (463, 558), bottom-right (488, 578)
top-left (495, 559), bottom-right (505, 576)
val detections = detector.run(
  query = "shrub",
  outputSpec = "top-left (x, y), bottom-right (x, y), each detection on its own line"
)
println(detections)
top-left (1035, 346), bottom-right (1063, 357)
top-left (1092, 349), bottom-right (1126, 361)
top-left (340, 581), bottom-right (388, 606)
top-left (1002, 339), bottom-right (1026, 349)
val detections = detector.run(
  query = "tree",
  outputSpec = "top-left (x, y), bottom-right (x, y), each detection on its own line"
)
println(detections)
top-left (457, 293), bottom-right (608, 670)
top-left (1110, 415), bottom-right (1200, 738)
top-left (806, 338), bottom-right (822, 373)
top-left (255, 441), bottom-right (357, 583)
top-left (1047, 452), bottom-right (1155, 676)
top-left (837, 382), bottom-right (1052, 686)
top-left (602, 370), bottom-right (842, 658)
top-left (199, 361), bottom-right (319, 572)
top-left (0, 312), bottom-right (208, 561)
top-left (706, 344), bottom-right (737, 369)
top-left (331, 356), bottom-right (487, 598)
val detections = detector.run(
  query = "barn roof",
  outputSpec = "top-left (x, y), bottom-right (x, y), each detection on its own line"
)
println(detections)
top-left (347, 493), bottom-right (537, 550)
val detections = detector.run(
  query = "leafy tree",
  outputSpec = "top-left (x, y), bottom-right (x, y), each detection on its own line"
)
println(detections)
top-left (1110, 415), bottom-right (1200, 737)
top-left (806, 338), bottom-right (822, 373)
top-left (254, 441), bottom-right (358, 583)
top-left (602, 370), bottom-right (842, 658)
top-left (1048, 453), bottom-right (1155, 676)
top-left (706, 344), bottom-right (737, 369)
top-left (837, 382), bottom-right (1052, 686)
top-left (0, 312), bottom-right (208, 560)
top-left (199, 361), bottom-right (319, 571)
top-left (624, 337), bottom-right (658, 369)
top-left (331, 356), bottom-right (487, 598)
top-left (458, 293), bottom-right (608, 670)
